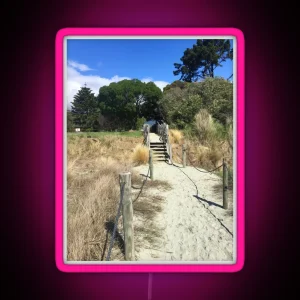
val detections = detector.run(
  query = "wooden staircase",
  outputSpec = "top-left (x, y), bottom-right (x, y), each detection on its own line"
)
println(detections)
top-left (150, 142), bottom-right (168, 162)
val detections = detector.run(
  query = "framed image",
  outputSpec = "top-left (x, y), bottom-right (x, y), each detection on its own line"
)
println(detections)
top-left (55, 28), bottom-right (244, 272)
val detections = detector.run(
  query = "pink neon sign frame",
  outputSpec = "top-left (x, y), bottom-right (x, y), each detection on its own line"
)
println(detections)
top-left (55, 28), bottom-right (245, 273)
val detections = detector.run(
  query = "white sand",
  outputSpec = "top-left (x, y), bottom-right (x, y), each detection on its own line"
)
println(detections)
top-left (132, 162), bottom-right (234, 262)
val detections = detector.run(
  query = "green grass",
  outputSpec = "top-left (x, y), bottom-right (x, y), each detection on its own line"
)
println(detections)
top-left (67, 131), bottom-right (143, 138)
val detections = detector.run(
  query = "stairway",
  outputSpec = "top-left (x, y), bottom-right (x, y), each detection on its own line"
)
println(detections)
top-left (150, 142), bottom-right (168, 162)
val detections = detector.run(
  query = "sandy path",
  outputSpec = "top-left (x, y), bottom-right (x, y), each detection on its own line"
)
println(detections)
top-left (133, 162), bottom-right (234, 262)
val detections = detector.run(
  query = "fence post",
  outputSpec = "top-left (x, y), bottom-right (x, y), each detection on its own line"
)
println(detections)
top-left (223, 159), bottom-right (228, 209)
top-left (182, 144), bottom-right (186, 167)
top-left (149, 149), bottom-right (154, 180)
top-left (120, 172), bottom-right (135, 260)
top-left (147, 125), bottom-right (150, 148)
top-left (169, 144), bottom-right (172, 164)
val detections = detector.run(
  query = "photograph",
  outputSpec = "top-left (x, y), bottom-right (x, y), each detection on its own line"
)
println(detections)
top-left (62, 32), bottom-right (237, 265)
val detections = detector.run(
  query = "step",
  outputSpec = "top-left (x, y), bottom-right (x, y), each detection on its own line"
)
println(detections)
top-left (150, 145), bottom-right (167, 149)
top-left (152, 151), bottom-right (168, 155)
top-left (152, 150), bottom-right (167, 153)
top-left (153, 158), bottom-right (168, 161)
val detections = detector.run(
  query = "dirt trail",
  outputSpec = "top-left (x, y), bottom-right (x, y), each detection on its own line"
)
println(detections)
top-left (132, 162), bottom-right (234, 262)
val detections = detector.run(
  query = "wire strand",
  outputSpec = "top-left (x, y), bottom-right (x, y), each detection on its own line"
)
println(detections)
top-left (106, 182), bottom-right (125, 261)
top-left (133, 166), bottom-right (150, 203)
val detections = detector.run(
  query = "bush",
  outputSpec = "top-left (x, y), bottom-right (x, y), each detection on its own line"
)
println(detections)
top-left (132, 144), bottom-right (149, 165)
top-left (136, 117), bottom-right (146, 130)
top-left (169, 129), bottom-right (183, 144)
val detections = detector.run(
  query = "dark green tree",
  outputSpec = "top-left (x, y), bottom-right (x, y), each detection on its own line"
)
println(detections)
top-left (195, 77), bottom-right (233, 125)
top-left (67, 110), bottom-right (75, 132)
top-left (71, 84), bottom-right (100, 131)
top-left (97, 79), bottom-right (162, 130)
top-left (163, 80), bottom-right (188, 93)
top-left (173, 39), bottom-right (232, 82)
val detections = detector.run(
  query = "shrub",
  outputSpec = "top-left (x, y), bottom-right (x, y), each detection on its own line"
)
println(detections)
top-left (136, 117), bottom-right (146, 131)
top-left (169, 129), bottom-right (183, 144)
top-left (132, 144), bottom-right (149, 165)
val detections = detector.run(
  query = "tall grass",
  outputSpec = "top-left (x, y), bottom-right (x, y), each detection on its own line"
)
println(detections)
top-left (67, 134), bottom-right (168, 261)
top-left (170, 109), bottom-right (233, 181)
top-left (169, 129), bottom-right (183, 144)
top-left (67, 135), bottom-right (141, 261)
top-left (132, 144), bottom-right (149, 165)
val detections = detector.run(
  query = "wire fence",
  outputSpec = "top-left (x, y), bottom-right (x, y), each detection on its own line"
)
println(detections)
top-left (187, 156), bottom-right (224, 174)
top-left (106, 182), bottom-right (125, 261)
top-left (166, 158), bottom-right (233, 237)
top-left (106, 132), bottom-right (232, 261)
top-left (133, 166), bottom-right (150, 203)
top-left (106, 166), bottom-right (150, 260)
top-left (167, 143), bottom-right (233, 236)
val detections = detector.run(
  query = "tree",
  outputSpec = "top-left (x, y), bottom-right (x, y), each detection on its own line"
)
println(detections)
top-left (159, 77), bottom-right (233, 129)
top-left (173, 39), bottom-right (232, 82)
top-left (159, 85), bottom-right (202, 129)
top-left (71, 84), bottom-right (100, 131)
top-left (194, 77), bottom-right (233, 125)
top-left (67, 110), bottom-right (75, 132)
top-left (97, 79), bottom-right (162, 130)
top-left (163, 80), bottom-right (188, 93)
top-left (140, 82), bottom-right (163, 121)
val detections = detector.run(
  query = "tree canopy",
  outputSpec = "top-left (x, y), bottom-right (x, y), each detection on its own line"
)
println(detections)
top-left (173, 39), bottom-right (232, 82)
top-left (97, 79), bottom-right (163, 130)
top-left (159, 77), bottom-right (233, 129)
top-left (71, 85), bottom-right (100, 131)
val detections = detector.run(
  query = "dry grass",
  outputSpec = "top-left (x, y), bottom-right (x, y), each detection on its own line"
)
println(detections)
top-left (133, 192), bottom-right (166, 255)
top-left (144, 180), bottom-right (172, 191)
top-left (169, 110), bottom-right (233, 172)
top-left (169, 129), bottom-right (183, 144)
top-left (132, 144), bottom-right (149, 165)
top-left (195, 109), bottom-right (213, 136)
top-left (67, 134), bottom-right (167, 261)
top-left (67, 155), bottom-right (130, 261)
top-left (67, 135), bottom-right (140, 261)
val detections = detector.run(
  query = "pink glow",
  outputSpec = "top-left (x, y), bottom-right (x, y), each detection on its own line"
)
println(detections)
top-left (55, 28), bottom-right (244, 272)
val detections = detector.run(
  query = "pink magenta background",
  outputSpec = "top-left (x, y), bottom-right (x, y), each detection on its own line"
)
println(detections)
top-left (55, 28), bottom-right (244, 272)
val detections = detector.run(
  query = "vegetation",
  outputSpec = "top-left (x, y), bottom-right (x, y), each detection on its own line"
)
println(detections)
top-left (132, 144), bottom-right (149, 165)
top-left (67, 134), bottom-right (169, 261)
top-left (71, 85), bottom-right (100, 131)
top-left (66, 39), bottom-right (234, 260)
top-left (173, 39), bottom-right (232, 82)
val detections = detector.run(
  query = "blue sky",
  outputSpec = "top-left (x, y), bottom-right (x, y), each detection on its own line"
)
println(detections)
top-left (67, 39), bottom-right (233, 109)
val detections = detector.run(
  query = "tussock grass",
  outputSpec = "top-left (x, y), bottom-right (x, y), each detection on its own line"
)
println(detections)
top-left (169, 110), bottom-right (233, 181)
top-left (67, 157), bottom-right (126, 261)
top-left (169, 129), bottom-right (183, 144)
top-left (194, 109), bottom-right (219, 146)
top-left (67, 135), bottom-right (141, 261)
top-left (132, 145), bottom-right (149, 165)
top-left (67, 134), bottom-right (167, 261)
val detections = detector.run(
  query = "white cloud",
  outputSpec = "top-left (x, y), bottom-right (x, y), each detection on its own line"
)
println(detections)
top-left (141, 77), bottom-right (169, 90)
top-left (67, 60), bottom-right (94, 71)
top-left (67, 62), bottom-right (169, 110)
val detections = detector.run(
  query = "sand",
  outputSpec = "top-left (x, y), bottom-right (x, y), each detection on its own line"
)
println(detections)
top-left (132, 162), bottom-right (234, 262)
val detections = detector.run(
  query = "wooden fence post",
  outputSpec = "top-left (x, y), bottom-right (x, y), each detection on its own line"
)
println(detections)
top-left (223, 159), bottom-right (228, 209)
top-left (182, 144), bottom-right (186, 167)
top-left (147, 125), bottom-right (150, 148)
top-left (149, 149), bottom-right (154, 180)
top-left (120, 172), bottom-right (135, 260)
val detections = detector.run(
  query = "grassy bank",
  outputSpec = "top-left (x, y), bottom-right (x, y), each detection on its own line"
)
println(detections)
top-left (67, 133), bottom-right (166, 261)
top-left (67, 130), bottom-right (142, 138)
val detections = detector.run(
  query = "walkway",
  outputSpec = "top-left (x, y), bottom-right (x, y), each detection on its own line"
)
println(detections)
top-left (133, 162), bottom-right (234, 262)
